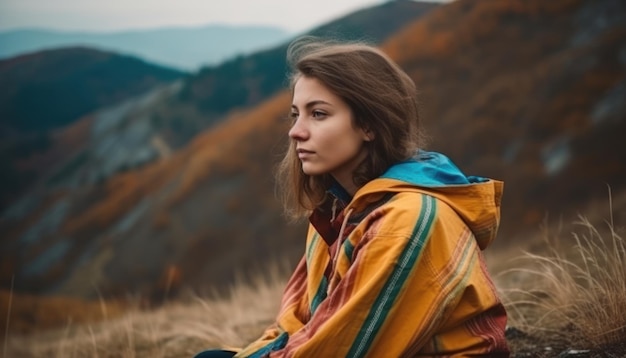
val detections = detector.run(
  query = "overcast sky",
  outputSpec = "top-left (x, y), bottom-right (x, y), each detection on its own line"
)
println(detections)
top-left (0, 0), bottom-right (449, 33)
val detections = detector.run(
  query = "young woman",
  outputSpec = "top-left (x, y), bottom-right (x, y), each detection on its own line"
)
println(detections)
top-left (196, 38), bottom-right (509, 357)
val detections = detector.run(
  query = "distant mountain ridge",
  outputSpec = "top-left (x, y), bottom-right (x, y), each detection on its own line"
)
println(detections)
top-left (0, 25), bottom-right (291, 71)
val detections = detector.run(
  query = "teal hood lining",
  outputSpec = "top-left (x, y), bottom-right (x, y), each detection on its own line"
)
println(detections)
top-left (381, 151), bottom-right (488, 187)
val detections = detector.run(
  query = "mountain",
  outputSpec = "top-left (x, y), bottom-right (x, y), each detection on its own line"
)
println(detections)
top-left (3, 0), bottom-right (624, 309)
top-left (0, 47), bottom-right (185, 212)
top-left (0, 0), bottom-right (438, 215)
top-left (0, 1), bottom-right (441, 300)
top-left (0, 25), bottom-right (291, 71)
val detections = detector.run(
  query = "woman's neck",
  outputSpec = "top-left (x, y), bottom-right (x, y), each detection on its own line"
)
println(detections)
top-left (330, 176), bottom-right (358, 200)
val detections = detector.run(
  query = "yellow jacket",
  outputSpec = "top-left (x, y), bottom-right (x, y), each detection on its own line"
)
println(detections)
top-left (236, 151), bottom-right (509, 357)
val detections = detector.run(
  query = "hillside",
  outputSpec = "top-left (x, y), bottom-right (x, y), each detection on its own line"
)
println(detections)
top-left (0, 1), bottom-right (441, 299)
top-left (0, 47), bottom-right (186, 211)
top-left (383, 0), bottom-right (626, 240)
top-left (0, 25), bottom-right (291, 71)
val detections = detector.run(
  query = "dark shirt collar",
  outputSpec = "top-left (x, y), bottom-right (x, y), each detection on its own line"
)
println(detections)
top-left (309, 179), bottom-right (353, 246)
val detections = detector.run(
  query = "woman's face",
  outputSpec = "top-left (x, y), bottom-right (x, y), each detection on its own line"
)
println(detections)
top-left (289, 76), bottom-right (371, 192)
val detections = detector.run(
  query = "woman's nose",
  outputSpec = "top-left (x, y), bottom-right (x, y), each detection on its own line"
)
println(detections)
top-left (288, 119), bottom-right (309, 141)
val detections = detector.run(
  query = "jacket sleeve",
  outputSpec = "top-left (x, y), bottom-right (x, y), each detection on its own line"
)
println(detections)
top-left (267, 193), bottom-right (477, 357)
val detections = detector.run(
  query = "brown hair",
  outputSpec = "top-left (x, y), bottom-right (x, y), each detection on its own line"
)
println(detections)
top-left (277, 37), bottom-right (423, 219)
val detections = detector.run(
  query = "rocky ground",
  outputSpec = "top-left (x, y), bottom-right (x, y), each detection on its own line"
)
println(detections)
top-left (506, 326), bottom-right (626, 358)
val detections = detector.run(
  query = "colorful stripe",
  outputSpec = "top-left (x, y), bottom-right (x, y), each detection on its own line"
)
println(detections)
top-left (343, 239), bottom-right (355, 263)
top-left (246, 332), bottom-right (289, 358)
top-left (347, 194), bottom-right (437, 357)
top-left (310, 275), bottom-right (327, 314)
top-left (306, 232), bottom-right (319, 265)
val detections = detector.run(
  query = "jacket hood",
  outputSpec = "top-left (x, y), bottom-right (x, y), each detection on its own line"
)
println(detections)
top-left (348, 151), bottom-right (503, 250)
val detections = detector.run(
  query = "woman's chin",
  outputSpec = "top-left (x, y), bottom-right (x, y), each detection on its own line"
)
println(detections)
top-left (301, 164), bottom-right (325, 176)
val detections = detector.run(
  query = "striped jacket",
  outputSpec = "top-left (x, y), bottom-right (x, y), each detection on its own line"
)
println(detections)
top-left (235, 151), bottom-right (509, 357)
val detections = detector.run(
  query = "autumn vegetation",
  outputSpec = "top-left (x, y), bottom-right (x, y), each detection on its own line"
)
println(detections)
top-left (1, 0), bottom-right (625, 356)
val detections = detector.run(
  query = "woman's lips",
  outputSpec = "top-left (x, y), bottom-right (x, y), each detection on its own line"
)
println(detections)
top-left (297, 148), bottom-right (315, 159)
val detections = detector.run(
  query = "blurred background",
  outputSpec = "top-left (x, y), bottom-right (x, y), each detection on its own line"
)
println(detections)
top-left (0, 0), bottom-right (624, 332)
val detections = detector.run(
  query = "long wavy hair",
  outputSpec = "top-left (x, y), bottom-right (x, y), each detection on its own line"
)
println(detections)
top-left (277, 37), bottom-right (424, 219)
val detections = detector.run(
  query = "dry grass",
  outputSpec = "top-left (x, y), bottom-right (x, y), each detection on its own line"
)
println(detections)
top-left (498, 204), bottom-right (626, 353)
top-left (2, 267), bottom-right (286, 358)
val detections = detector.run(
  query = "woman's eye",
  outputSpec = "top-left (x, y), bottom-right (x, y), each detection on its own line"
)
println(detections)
top-left (289, 112), bottom-right (299, 120)
top-left (312, 110), bottom-right (326, 118)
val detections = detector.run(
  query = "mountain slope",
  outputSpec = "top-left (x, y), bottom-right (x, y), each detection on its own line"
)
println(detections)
top-left (0, 47), bottom-right (186, 211)
top-left (383, 0), bottom-right (626, 239)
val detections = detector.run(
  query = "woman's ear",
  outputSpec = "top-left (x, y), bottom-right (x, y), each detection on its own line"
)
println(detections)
top-left (363, 129), bottom-right (375, 142)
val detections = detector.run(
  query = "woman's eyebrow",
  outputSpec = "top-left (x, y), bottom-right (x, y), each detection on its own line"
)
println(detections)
top-left (291, 100), bottom-right (332, 110)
